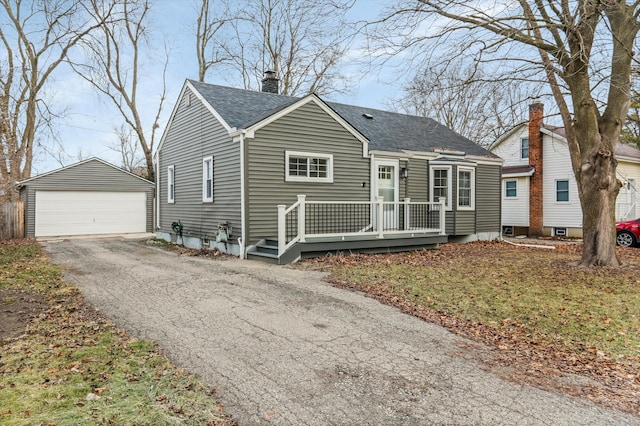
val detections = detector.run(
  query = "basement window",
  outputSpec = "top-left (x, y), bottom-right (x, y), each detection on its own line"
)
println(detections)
top-left (553, 227), bottom-right (567, 237)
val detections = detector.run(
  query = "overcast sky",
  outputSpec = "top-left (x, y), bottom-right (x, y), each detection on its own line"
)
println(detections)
top-left (32, 0), bottom-right (401, 175)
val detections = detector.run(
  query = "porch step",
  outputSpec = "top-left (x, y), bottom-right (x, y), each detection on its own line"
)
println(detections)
top-left (246, 238), bottom-right (280, 264)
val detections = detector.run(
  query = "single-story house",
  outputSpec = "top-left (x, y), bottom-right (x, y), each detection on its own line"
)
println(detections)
top-left (155, 74), bottom-right (503, 263)
top-left (490, 102), bottom-right (640, 238)
top-left (18, 157), bottom-right (155, 237)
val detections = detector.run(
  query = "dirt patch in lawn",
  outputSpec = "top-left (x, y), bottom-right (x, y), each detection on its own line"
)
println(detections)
top-left (0, 289), bottom-right (48, 341)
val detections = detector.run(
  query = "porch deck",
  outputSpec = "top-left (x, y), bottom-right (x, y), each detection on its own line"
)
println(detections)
top-left (246, 233), bottom-right (447, 264)
top-left (246, 196), bottom-right (448, 264)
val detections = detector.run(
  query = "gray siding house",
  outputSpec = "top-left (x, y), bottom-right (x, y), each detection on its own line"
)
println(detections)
top-left (155, 77), bottom-right (502, 263)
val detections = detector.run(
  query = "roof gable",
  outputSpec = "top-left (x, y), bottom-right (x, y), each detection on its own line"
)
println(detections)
top-left (182, 80), bottom-right (497, 159)
top-left (18, 157), bottom-right (154, 186)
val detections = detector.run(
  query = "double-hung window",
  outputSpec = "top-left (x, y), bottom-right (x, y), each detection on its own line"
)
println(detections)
top-left (505, 180), bottom-right (517, 198)
top-left (167, 165), bottom-right (175, 204)
top-left (521, 137), bottom-right (529, 159)
top-left (556, 180), bottom-right (569, 202)
top-left (429, 165), bottom-right (452, 210)
top-left (202, 156), bottom-right (213, 202)
top-left (457, 167), bottom-right (475, 210)
top-left (285, 151), bottom-right (333, 183)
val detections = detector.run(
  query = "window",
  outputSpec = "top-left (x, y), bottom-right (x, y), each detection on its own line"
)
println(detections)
top-left (553, 227), bottom-right (567, 237)
top-left (521, 137), bottom-right (529, 159)
top-left (457, 167), bottom-right (475, 209)
top-left (202, 156), bottom-right (213, 202)
top-left (505, 180), bottom-right (517, 198)
top-left (167, 165), bottom-right (175, 204)
top-left (430, 166), bottom-right (452, 209)
top-left (556, 180), bottom-right (569, 202)
top-left (285, 151), bottom-right (333, 183)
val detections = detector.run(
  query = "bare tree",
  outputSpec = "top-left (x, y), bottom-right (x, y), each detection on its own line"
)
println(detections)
top-left (393, 62), bottom-right (541, 147)
top-left (0, 0), bottom-right (112, 200)
top-left (208, 0), bottom-right (356, 96)
top-left (110, 123), bottom-right (146, 176)
top-left (72, 0), bottom-right (166, 182)
top-left (376, 1), bottom-right (640, 267)
top-left (196, 0), bottom-right (234, 82)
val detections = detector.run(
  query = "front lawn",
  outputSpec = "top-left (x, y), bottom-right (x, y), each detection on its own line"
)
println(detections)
top-left (302, 241), bottom-right (640, 414)
top-left (0, 240), bottom-right (234, 426)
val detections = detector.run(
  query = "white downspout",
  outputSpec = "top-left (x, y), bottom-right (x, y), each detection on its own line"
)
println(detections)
top-left (239, 131), bottom-right (246, 259)
top-left (155, 153), bottom-right (160, 232)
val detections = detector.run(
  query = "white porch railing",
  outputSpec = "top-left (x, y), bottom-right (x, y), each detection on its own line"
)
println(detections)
top-left (276, 195), bottom-right (446, 257)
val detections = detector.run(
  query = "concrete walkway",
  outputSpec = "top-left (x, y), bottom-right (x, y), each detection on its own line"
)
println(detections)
top-left (44, 238), bottom-right (639, 425)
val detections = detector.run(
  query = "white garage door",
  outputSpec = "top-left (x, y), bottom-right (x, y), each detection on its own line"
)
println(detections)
top-left (35, 191), bottom-right (147, 237)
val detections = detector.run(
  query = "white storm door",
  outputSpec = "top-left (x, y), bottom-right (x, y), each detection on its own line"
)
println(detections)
top-left (374, 159), bottom-right (399, 231)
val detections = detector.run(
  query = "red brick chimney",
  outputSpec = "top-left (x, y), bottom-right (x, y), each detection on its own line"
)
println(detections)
top-left (529, 102), bottom-right (544, 237)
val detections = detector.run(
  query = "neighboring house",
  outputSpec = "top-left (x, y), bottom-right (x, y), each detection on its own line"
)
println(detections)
top-left (155, 75), bottom-right (503, 263)
top-left (490, 102), bottom-right (640, 238)
top-left (18, 158), bottom-right (155, 238)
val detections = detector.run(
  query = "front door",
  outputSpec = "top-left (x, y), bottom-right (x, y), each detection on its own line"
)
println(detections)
top-left (374, 159), bottom-right (399, 230)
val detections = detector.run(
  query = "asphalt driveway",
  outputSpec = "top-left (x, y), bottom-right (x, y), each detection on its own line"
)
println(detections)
top-left (44, 237), bottom-right (639, 425)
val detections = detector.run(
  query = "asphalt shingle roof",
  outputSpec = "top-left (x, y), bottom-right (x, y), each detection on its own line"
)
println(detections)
top-left (188, 80), bottom-right (496, 158)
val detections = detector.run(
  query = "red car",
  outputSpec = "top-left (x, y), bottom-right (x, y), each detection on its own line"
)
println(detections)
top-left (616, 218), bottom-right (640, 247)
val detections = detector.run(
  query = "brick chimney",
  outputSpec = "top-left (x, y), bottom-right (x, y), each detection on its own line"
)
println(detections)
top-left (261, 70), bottom-right (279, 94)
top-left (529, 101), bottom-right (544, 237)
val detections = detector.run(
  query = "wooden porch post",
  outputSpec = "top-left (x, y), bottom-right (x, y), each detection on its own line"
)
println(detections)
top-left (403, 198), bottom-right (410, 231)
top-left (438, 197), bottom-right (446, 235)
top-left (277, 204), bottom-right (286, 256)
top-left (297, 195), bottom-right (306, 243)
top-left (376, 196), bottom-right (384, 238)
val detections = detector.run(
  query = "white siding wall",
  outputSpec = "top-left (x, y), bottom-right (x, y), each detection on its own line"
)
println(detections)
top-left (616, 160), bottom-right (640, 221)
top-left (492, 126), bottom-right (529, 167)
top-left (542, 135), bottom-right (582, 228)
top-left (501, 176), bottom-right (529, 226)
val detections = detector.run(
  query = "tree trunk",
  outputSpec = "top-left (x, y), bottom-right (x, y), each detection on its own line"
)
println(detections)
top-left (577, 143), bottom-right (621, 266)
top-left (570, 98), bottom-right (622, 267)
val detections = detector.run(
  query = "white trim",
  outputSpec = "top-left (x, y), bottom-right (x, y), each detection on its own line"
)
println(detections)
top-left (369, 150), bottom-right (411, 160)
top-left (17, 157), bottom-right (153, 186)
top-left (239, 132), bottom-right (246, 259)
top-left (457, 166), bottom-right (475, 210)
top-left (488, 122), bottom-right (528, 151)
top-left (156, 159), bottom-right (160, 228)
top-left (429, 165), bottom-right (452, 210)
top-left (540, 126), bottom-right (568, 142)
top-left (285, 151), bottom-right (334, 183)
top-left (202, 156), bottom-right (214, 202)
top-left (167, 165), bottom-right (175, 204)
top-left (187, 81), bottom-right (233, 132)
top-left (502, 169), bottom-right (534, 178)
top-left (504, 179), bottom-right (518, 199)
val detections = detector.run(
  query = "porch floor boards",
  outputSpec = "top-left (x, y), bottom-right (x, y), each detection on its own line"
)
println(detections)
top-left (246, 233), bottom-right (447, 264)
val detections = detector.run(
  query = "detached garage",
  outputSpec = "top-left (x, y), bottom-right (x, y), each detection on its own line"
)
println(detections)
top-left (18, 158), bottom-right (155, 237)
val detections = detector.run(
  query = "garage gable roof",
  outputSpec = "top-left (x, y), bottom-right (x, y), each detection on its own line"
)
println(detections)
top-left (18, 158), bottom-right (154, 186)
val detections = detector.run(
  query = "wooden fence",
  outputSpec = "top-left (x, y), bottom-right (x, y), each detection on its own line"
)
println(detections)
top-left (0, 201), bottom-right (25, 240)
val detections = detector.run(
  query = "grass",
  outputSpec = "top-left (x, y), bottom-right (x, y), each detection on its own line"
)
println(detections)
top-left (316, 242), bottom-right (640, 364)
top-left (0, 240), bottom-right (233, 426)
